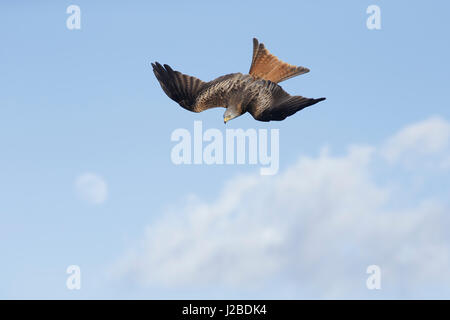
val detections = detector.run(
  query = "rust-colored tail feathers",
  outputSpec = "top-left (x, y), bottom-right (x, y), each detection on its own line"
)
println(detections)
top-left (249, 38), bottom-right (309, 83)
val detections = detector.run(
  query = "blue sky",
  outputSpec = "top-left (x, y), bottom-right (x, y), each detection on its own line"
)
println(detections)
top-left (0, 1), bottom-right (449, 299)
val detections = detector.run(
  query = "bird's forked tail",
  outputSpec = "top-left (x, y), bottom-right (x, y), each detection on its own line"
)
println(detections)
top-left (249, 38), bottom-right (310, 83)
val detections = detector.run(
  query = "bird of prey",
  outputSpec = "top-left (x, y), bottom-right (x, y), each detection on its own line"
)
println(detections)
top-left (152, 38), bottom-right (325, 123)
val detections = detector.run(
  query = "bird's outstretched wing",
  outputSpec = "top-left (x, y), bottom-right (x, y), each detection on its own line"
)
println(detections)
top-left (248, 81), bottom-right (326, 122)
top-left (249, 38), bottom-right (310, 83)
top-left (152, 62), bottom-right (207, 112)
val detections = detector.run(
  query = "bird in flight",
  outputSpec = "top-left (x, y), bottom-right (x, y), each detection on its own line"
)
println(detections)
top-left (152, 38), bottom-right (325, 123)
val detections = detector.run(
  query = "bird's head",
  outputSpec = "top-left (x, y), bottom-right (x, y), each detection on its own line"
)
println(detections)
top-left (223, 106), bottom-right (242, 124)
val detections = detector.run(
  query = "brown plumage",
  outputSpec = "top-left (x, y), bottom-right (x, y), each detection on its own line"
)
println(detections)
top-left (249, 38), bottom-right (310, 83)
top-left (152, 38), bottom-right (325, 123)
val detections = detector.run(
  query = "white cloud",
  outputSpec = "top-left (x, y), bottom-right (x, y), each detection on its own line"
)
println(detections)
top-left (381, 116), bottom-right (450, 165)
top-left (75, 173), bottom-right (108, 205)
top-left (112, 117), bottom-right (450, 298)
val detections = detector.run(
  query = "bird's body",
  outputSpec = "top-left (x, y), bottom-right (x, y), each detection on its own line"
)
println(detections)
top-left (152, 38), bottom-right (325, 123)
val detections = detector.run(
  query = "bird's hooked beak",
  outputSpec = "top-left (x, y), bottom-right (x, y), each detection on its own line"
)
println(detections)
top-left (224, 116), bottom-right (231, 124)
